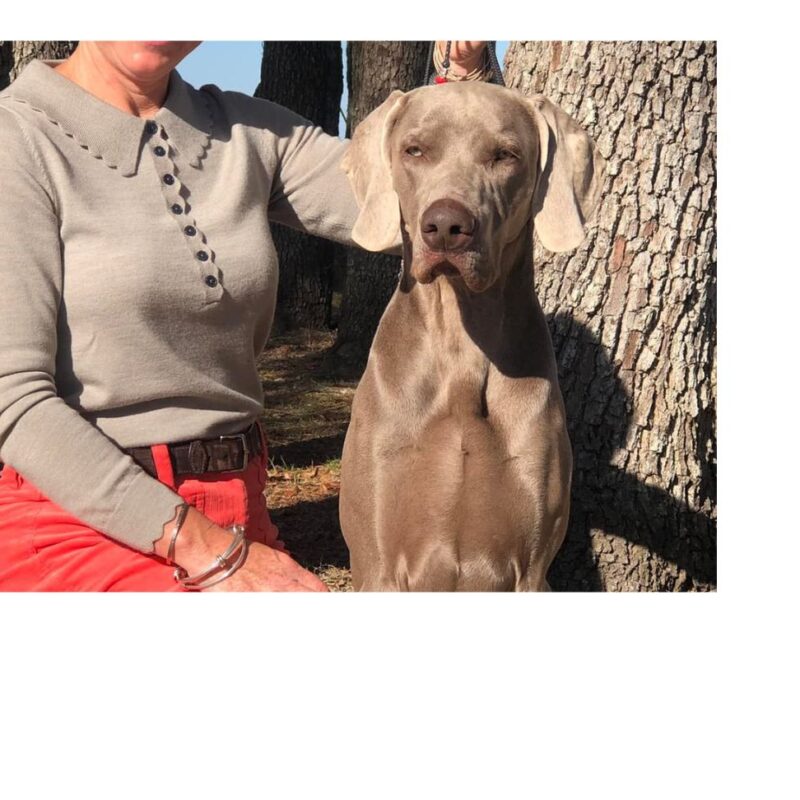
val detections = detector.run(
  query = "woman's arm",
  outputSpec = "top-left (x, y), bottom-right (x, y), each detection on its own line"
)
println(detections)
top-left (266, 108), bottom-right (361, 246)
top-left (0, 107), bottom-right (186, 554)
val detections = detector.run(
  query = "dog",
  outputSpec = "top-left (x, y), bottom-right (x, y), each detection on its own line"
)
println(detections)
top-left (339, 81), bottom-right (603, 591)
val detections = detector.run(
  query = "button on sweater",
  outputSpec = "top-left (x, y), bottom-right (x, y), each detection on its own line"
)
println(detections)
top-left (0, 59), bottom-right (362, 552)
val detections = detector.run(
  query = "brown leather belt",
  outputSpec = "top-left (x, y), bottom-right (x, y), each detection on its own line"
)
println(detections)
top-left (126, 422), bottom-right (264, 479)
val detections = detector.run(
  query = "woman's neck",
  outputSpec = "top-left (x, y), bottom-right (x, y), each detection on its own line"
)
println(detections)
top-left (54, 45), bottom-right (169, 119)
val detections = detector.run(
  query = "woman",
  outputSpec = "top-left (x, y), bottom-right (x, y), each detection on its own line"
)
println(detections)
top-left (0, 41), bottom-right (490, 592)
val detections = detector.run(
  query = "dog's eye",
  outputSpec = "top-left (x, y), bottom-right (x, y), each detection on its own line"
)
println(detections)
top-left (494, 148), bottom-right (518, 162)
top-left (405, 146), bottom-right (424, 158)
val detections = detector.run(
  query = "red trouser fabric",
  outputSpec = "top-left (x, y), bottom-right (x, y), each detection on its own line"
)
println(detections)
top-left (0, 433), bottom-right (284, 592)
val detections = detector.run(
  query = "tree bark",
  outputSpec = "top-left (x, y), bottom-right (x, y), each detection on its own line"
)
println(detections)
top-left (504, 41), bottom-right (716, 591)
top-left (334, 41), bottom-right (431, 365)
top-left (0, 41), bottom-right (76, 90)
top-left (256, 42), bottom-right (343, 331)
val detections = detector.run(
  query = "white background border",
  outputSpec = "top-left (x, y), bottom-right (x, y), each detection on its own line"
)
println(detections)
top-left (2, 2), bottom-right (797, 797)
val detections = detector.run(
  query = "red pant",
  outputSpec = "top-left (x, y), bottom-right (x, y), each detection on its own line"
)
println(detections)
top-left (0, 437), bottom-right (283, 591)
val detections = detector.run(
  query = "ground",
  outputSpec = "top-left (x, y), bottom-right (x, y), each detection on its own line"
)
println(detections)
top-left (257, 330), bottom-right (356, 591)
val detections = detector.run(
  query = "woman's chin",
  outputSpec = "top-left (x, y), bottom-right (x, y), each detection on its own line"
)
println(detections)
top-left (96, 41), bottom-right (201, 77)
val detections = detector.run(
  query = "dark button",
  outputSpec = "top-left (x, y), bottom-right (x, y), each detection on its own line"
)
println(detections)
top-left (205, 275), bottom-right (218, 288)
top-left (145, 121), bottom-right (158, 136)
top-left (184, 225), bottom-right (197, 237)
top-left (196, 250), bottom-right (209, 262)
top-left (163, 174), bottom-right (175, 186)
top-left (171, 204), bottom-right (183, 215)
top-left (153, 145), bottom-right (166, 157)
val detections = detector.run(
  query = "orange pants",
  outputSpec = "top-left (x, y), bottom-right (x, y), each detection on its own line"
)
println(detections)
top-left (0, 436), bottom-right (283, 591)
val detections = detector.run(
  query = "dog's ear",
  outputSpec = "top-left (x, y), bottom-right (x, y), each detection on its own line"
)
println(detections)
top-left (341, 89), bottom-right (407, 252)
top-left (526, 95), bottom-right (605, 253)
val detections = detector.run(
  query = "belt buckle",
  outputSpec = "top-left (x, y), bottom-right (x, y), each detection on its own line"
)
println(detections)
top-left (218, 432), bottom-right (249, 471)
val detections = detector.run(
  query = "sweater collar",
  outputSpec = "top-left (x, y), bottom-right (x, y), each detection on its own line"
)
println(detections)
top-left (6, 59), bottom-right (213, 176)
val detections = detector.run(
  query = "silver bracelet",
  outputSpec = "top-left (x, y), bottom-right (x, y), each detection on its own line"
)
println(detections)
top-left (182, 539), bottom-right (250, 591)
top-left (166, 502), bottom-right (190, 567)
top-left (175, 524), bottom-right (248, 590)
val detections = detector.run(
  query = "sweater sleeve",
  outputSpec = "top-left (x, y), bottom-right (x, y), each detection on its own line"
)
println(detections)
top-left (253, 97), bottom-right (401, 253)
top-left (265, 104), bottom-right (361, 246)
top-left (0, 108), bottom-right (185, 553)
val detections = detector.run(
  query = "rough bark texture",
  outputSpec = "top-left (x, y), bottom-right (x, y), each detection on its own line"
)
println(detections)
top-left (504, 41), bottom-right (716, 591)
top-left (256, 42), bottom-right (343, 331)
top-left (334, 41), bottom-right (431, 364)
top-left (0, 41), bottom-right (76, 90)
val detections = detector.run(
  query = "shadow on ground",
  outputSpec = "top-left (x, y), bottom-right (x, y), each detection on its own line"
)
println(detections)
top-left (257, 330), bottom-right (355, 590)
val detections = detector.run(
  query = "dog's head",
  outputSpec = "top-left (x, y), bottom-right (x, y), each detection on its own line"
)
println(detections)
top-left (341, 81), bottom-right (604, 293)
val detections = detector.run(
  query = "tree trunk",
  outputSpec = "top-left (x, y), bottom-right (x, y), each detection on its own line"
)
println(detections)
top-left (0, 41), bottom-right (76, 90)
top-left (504, 41), bottom-right (716, 591)
top-left (256, 42), bottom-right (343, 331)
top-left (334, 41), bottom-right (431, 365)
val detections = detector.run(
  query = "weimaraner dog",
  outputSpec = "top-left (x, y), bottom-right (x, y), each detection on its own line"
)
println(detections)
top-left (339, 81), bottom-right (604, 591)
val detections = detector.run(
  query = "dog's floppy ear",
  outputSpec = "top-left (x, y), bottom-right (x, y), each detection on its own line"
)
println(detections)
top-left (526, 95), bottom-right (605, 253)
top-left (341, 89), bottom-right (407, 252)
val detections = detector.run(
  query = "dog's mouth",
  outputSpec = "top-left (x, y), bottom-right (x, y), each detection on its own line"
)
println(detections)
top-left (412, 248), bottom-right (490, 293)
top-left (428, 260), bottom-right (461, 279)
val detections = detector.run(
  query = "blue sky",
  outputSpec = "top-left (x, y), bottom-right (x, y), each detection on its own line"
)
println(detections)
top-left (180, 42), bottom-right (263, 95)
top-left (179, 41), bottom-right (509, 137)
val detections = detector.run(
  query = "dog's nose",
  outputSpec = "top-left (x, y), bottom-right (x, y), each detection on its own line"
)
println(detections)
top-left (420, 199), bottom-right (477, 252)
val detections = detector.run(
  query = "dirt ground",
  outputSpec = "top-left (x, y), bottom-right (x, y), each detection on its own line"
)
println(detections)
top-left (257, 330), bottom-right (356, 591)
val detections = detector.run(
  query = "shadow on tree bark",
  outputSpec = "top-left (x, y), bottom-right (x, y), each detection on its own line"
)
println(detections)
top-left (546, 311), bottom-right (716, 592)
top-left (0, 42), bottom-right (12, 91)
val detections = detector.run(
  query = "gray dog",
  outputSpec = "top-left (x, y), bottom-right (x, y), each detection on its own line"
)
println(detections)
top-left (339, 81), bottom-right (603, 591)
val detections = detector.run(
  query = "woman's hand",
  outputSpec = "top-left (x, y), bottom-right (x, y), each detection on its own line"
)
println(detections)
top-left (203, 540), bottom-right (328, 592)
top-left (435, 41), bottom-right (488, 77)
top-left (155, 505), bottom-right (328, 592)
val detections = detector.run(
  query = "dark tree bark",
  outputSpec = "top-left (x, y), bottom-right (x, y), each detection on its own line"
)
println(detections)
top-left (1, 41), bottom-right (76, 90)
top-left (334, 41), bottom-right (431, 365)
top-left (0, 42), bottom-right (12, 91)
top-left (256, 42), bottom-right (343, 331)
top-left (504, 41), bottom-right (716, 591)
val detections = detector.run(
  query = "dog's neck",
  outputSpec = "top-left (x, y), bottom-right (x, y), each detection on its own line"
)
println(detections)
top-left (397, 220), bottom-right (544, 378)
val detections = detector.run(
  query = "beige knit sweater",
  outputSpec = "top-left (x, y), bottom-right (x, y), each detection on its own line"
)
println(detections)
top-left (0, 59), bottom-right (361, 552)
